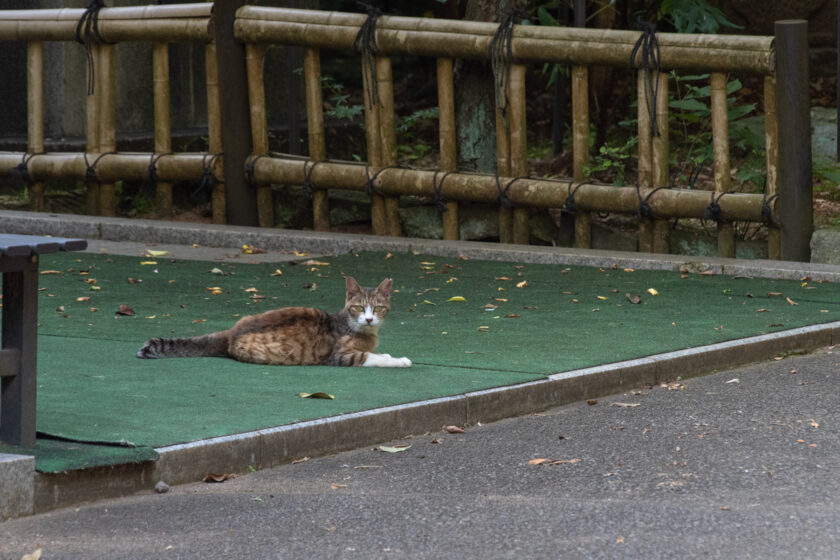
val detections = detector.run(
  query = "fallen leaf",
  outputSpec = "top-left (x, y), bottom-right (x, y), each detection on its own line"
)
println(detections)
top-left (145, 250), bottom-right (169, 257)
top-left (756, 309), bottom-right (770, 313)
top-left (40, 270), bottom-right (62, 275)
top-left (447, 296), bottom-right (466, 302)
top-left (725, 378), bottom-right (740, 384)
top-left (245, 287), bottom-right (259, 293)
top-left (89, 285), bottom-right (101, 291)
top-left (700, 269), bottom-right (716, 276)
top-left (785, 297), bottom-right (798, 306)
top-left (529, 458), bottom-right (581, 466)
top-left (127, 277), bottom-right (140, 284)
top-left (206, 286), bottom-right (223, 295)
top-left (484, 303), bottom-right (499, 309)
top-left (271, 269), bottom-right (283, 276)
top-left (495, 276), bottom-right (511, 281)
top-left (660, 381), bottom-right (685, 390)
top-left (714, 325), bottom-right (724, 330)
top-left (528, 458), bottom-right (552, 465)
top-left (623, 268), bottom-right (635, 273)
top-left (209, 267), bottom-right (225, 275)
top-left (293, 250), bottom-right (308, 257)
top-left (810, 419), bottom-right (820, 428)
top-left (115, 304), bottom-right (135, 316)
top-left (516, 280), bottom-right (528, 288)
top-left (20, 546), bottom-right (42, 560)
top-left (610, 402), bottom-right (641, 408)
top-left (139, 261), bottom-right (157, 265)
top-left (505, 314), bottom-right (521, 318)
top-left (625, 293), bottom-right (642, 304)
top-left (597, 296), bottom-right (608, 301)
top-left (767, 291), bottom-right (784, 297)
top-left (477, 326), bottom-right (490, 332)
top-left (330, 483), bottom-right (348, 490)
top-left (422, 300), bottom-right (436, 305)
top-left (385, 252), bottom-right (394, 260)
top-left (192, 318), bottom-right (206, 324)
top-left (431, 438), bottom-right (444, 444)
top-left (76, 296), bottom-right (90, 302)
top-left (443, 425), bottom-right (465, 434)
top-left (89, 307), bottom-right (99, 312)
top-left (586, 399), bottom-right (598, 406)
top-left (647, 288), bottom-right (659, 296)
top-left (301, 259), bottom-right (329, 266)
top-left (299, 392), bottom-right (335, 399)
top-left (291, 456), bottom-right (310, 464)
top-left (377, 444), bottom-right (411, 453)
top-left (203, 473), bottom-right (236, 483)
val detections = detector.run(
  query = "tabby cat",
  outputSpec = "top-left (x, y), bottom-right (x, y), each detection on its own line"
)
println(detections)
top-left (137, 276), bottom-right (411, 367)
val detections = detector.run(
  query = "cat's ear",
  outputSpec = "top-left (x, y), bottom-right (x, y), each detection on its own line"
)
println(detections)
top-left (345, 276), bottom-right (362, 298)
top-left (375, 278), bottom-right (393, 299)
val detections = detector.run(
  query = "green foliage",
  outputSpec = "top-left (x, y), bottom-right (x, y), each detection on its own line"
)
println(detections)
top-left (396, 107), bottom-right (439, 163)
top-left (658, 0), bottom-right (741, 34)
top-left (319, 73), bottom-right (363, 124)
top-left (584, 135), bottom-right (638, 186)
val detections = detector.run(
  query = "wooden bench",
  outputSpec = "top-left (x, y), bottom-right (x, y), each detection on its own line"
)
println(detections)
top-left (1, 234), bottom-right (87, 446)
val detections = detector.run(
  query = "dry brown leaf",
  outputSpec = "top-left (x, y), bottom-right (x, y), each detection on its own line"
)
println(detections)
top-left (700, 269), bottom-right (716, 276)
top-left (21, 546), bottom-right (42, 560)
top-left (785, 297), bottom-right (798, 306)
top-left (203, 473), bottom-right (236, 483)
top-left (505, 314), bottom-right (521, 318)
top-left (516, 280), bottom-right (528, 288)
top-left (610, 402), bottom-right (641, 408)
top-left (625, 293), bottom-right (642, 305)
top-left (301, 259), bottom-right (330, 266)
top-left (40, 270), bottom-right (62, 275)
top-left (586, 399), bottom-right (598, 406)
top-left (330, 483), bottom-right (348, 490)
top-left (76, 296), bottom-right (90, 302)
top-left (443, 425), bottom-right (465, 434)
top-left (431, 437), bottom-right (444, 444)
top-left (529, 458), bottom-right (581, 466)
top-left (115, 304), bottom-right (135, 316)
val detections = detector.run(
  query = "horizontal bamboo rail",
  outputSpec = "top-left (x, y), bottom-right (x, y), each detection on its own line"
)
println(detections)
top-left (0, 5), bottom-right (212, 42)
top-left (235, 7), bottom-right (774, 73)
top-left (247, 157), bottom-right (772, 222)
top-left (0, 152), bottom-right (222, 184)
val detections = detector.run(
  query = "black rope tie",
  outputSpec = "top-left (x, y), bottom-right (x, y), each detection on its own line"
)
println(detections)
top-left (761, 192), bottom-right (779, 228)
top-left (147, 152), bottom-right (171, 183)
top-left (629, 19), bottom-right (661, 138)
top-left (495, 175), bottom-right (527, 209)
top-left (354, 2), bottom-right (382, 110)
top-left (192, 153), bottom-right (221, 199)
top-left (489, 9), bottom-right (526, 129)
top-left (363, 164), bottom-right (398, 196)
top-left (302, 160), bottom-right (323, 200)
top-left (12, 152), bottom-right (41, 185)
top-left (83, 151), bottom-right (114, 184)
top-left (245, 153), bottom-right (269, 186)
top-left (636, 186), bottom-right (667, 220)
top-left (432, 171), bottom-right (455, 213)
top-left (704, 191), bottom-right (733, 223)
top-left (563, 182), bottom-right (586, 214)
top-left (75, 0), bottom-right (112, 96)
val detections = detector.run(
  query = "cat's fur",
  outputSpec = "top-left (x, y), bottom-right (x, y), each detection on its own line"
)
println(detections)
top-left (137, 276), bottom-right (411, 367)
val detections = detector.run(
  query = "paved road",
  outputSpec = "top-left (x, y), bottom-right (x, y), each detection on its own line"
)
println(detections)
top-left (2, 348), bottom-right (839, 559)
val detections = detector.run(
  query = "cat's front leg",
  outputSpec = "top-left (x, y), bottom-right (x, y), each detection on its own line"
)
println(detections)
top-left (363, 352), bottom-right (412, 368)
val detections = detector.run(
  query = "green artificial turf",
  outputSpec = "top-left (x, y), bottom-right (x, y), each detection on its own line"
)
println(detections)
top-left (5, 249), bottom-right (840, 471)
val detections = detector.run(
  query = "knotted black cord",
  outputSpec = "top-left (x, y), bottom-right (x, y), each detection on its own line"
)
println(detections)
top-left (302, 160), bottom-right (324, 200)
top-left (75, 0), bottom-right (112, 96)
top-left (494, 175), bottom-right (528, 209)
top-left (488, 9), bottom-right (526, 129)
top-left (354, 2), bottom-right (382, 110)
top-left (147, 152), bottom-right (172, 183)
top-left (562, 181), bottom-right (586, 214)
top-left (245, 153), bottom-right (270, 186)
top-left (83, 151), bottom-right (115, 183)
top-left (636, 185), bottom-right (667, 220)
top-left (192, 152), bottom-right (222, 200)
top-left (761, 192), bottom-right (779, 228)
top-left (704, 191), bottom-right (734, 223)
top-left (629, 19), bottom-right (661, 138)
top-left (431, 170), bottom-right (455, 213)
top-left (12, 152), bottom-right (42, 185)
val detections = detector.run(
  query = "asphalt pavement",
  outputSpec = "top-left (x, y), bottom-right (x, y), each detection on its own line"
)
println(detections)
top-left (2, 346), bottom-right (839, 559)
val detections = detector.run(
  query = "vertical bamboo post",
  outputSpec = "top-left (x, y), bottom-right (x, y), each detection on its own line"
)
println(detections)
top-left (509, 63), bottom-right (529, 244)
top-left (710, 72), bottom-right (735, 257)
top-left (303, 47), bottom-right (329, 231)
top-left (153, 42), bottom-right (173, 217)
top-left (85, 43), bottom-right (101, 215)
top-left (97, 43), bottom-right (116, 217)
top-left (245, 43), bottom-right (273, 227)
top-left (362, 56), bottom-right (386, 236)
top-left (495, 72), bottom-right (513, 244)
top-left (571, 65), bottom-right (591, 248)
top-left (376, 56), bottom-right (401, 237)
top-left (764, 75), bottom-right (781, 260)
top-left (651, 71), bottom-right (670, 254)
top-left (26, 41), bottom-right (45, 212)
top-left (205, 42), bottom-right (226, 224)
top-left (437, 57), bottom-right (459, 240)
top-left (636, 71), bottom-right (653, 253)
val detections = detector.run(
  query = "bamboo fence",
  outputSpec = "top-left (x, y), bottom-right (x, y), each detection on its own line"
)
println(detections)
top-left (0, 4), bottom-right (804, 260)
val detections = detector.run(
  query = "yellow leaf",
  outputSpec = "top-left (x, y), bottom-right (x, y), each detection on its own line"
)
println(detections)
top-left (385, 252), bottom-right (394, 260)
top-left (597, 296), bottom-right (608, 301)
top-left (145, 250), bottom-right (169, 257)
top-left (89, 285), bottom-right (101, 291)
top-left (420, 261), bottom-right (436, 265)
top-left (299, 391), bottom-right (335, 399)
top-left (647, 288), bottom-right (659, 296)
top-left (477, 325), bottom-right (490, 332)
top-left (40, 270), bottom-right (62, 275)
top-left (139, 261), bottom-right (157, 266)
top-left (301, 259), bottom-right (329, 266)
top-left (422, 300), bottom-right (436, 305)
top-left (245, 287), bottom-right (259, 293)
top-left (516, 280), bottom-right (528, 288)
top-left (447, 296), bottom-right (466, 302)
top-left (294, 251), bottom-right (308, 257)
top-left (271, 269), bottom-right (283, 276)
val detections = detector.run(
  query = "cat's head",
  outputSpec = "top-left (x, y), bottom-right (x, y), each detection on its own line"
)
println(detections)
top-left (344, 276), bottom-right (392, 332)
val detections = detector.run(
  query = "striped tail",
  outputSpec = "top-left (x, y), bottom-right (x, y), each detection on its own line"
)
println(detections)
top-left (137, 332), bottom-right (229, 359)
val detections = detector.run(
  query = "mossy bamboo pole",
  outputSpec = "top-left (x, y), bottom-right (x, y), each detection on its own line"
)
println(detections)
top-left (153, 42), bottom-right (173, 217)
top-left (571, 65), bottom-right (591, 249)
top-left (509, 63), bottom-right (529, 245)
top-left (651, 71), bottom-right (670, 254)
top-left (84, 43), bottom-right (101, 216)
top-left (636, 71), bottom-right (653, 253)
top-left (97, 43), bottom-right (116, 217)
top-left (362, 56), bottom-right (386, 236)
top-left (242, 157), bottom-right (770, 221)
top-left (245, 43), bottom-right (273, 227)
top-left (764, 75), bottom-right (780, 260)
top-left (26, 40), bottom-right (45, 212)
top-left (303, 47), bottom-right (329, 231)
top-left (495, 78), bottom-right (513, 244)
top-left (436, 57), bottom-right (459, 241)
top-left (204, 42), bottom-right (225, 224)
top-left (233, 9), bottom-right (774, 73)
top-left (710, 72), bottom-right (735, 258)
top-left (376, 56), bottom-right (402, 237)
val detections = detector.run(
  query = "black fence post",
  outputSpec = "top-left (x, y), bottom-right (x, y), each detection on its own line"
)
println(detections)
top-left (213, 0), bottom-right (259, 226)
top-left (775, 20), bottom-right (812, 262)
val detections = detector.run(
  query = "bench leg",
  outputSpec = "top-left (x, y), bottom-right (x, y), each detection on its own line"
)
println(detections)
top-left (1, 257), bottom-right (39, 446)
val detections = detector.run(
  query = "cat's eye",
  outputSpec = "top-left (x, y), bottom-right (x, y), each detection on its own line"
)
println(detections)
top-left (373, 306), bottom-right (385, 313)
top-left (350, 305), bottom-right (364, 313)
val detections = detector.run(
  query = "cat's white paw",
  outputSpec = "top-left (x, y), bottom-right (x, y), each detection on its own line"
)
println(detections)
top-left (393, 356), bottom-right (412, 368)
top-left (362, 353), bottom-right (412, 367)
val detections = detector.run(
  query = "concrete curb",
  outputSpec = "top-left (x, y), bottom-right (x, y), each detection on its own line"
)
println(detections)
top-left (5, 209), bottom-right (840, 515)
top-left (3, 209), bottom-right (840, 281)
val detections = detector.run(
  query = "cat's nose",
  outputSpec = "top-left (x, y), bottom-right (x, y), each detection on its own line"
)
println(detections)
top-left (365, 317), bottom-right (373, 324)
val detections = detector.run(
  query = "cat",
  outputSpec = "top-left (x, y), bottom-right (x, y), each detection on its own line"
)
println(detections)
top-left (136, 276), bottom-right (411, 367)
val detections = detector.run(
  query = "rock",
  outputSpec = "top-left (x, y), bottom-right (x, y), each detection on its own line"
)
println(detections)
top-left (811, 228), bottom-right (840, 264)
top-left (154, 480), bottom-right (169, 494)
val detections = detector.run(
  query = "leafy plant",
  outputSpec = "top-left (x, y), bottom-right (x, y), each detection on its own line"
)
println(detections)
top-left (584, 135), bottom-right (638, 186)
top-left (658, 0), bottom-right (741, 34)
top-left (396, 107), bottom-right (439, 163)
